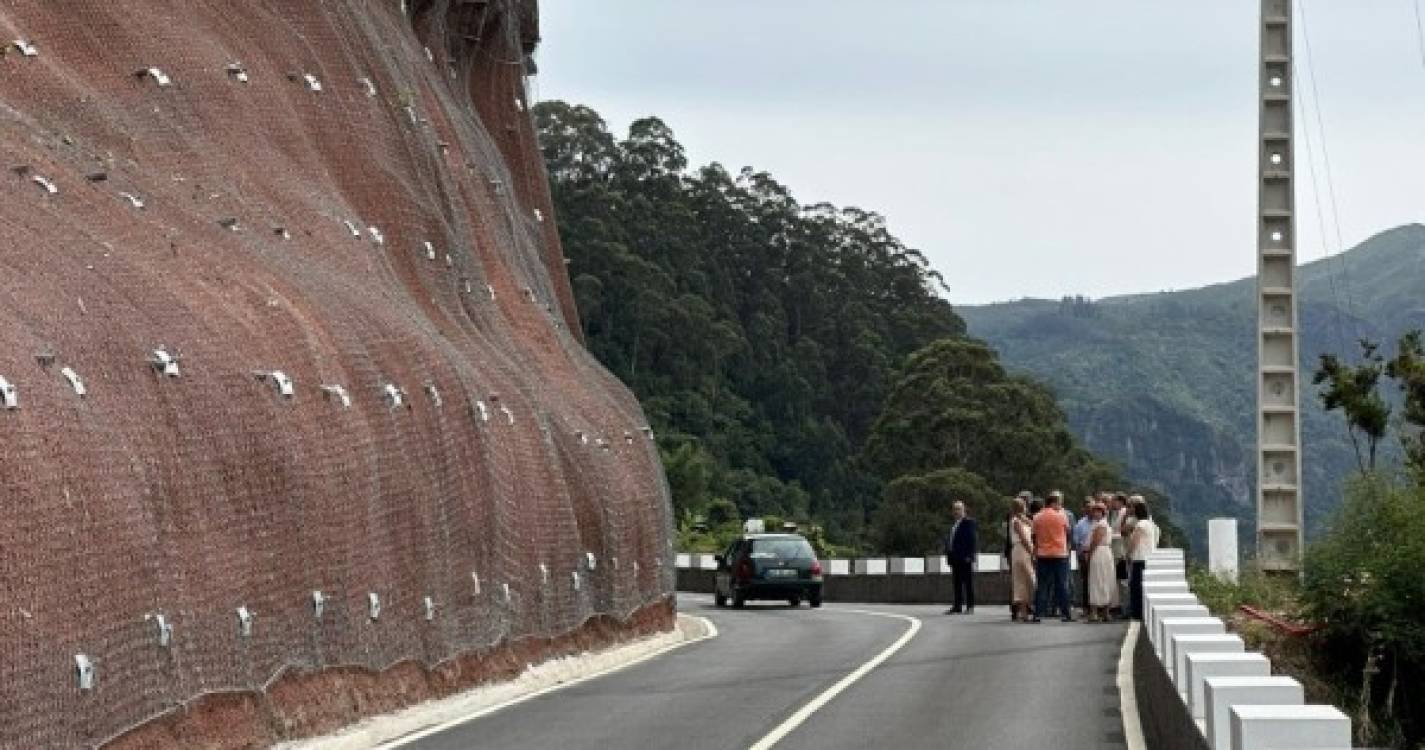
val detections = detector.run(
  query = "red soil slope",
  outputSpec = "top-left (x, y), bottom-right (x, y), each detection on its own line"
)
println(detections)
top-left (0, 1), bottom-right (674, 747)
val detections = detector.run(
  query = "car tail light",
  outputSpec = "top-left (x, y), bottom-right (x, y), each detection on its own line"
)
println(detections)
top-left (810, 560), bottom-right (823, 577)
top-left (736, 559), bottom-right (753, 581)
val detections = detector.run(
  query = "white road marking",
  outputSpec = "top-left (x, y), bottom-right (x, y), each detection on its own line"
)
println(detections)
top-left (376, 616), bottom-right (719, 749)
top-left (747, 608), bottom-right (922, 750)
top-left (1117, 621), bottom-right (1147, 750)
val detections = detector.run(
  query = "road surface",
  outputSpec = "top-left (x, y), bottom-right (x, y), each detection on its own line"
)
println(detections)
top-left (395, 594), bottom-right (1129, 750)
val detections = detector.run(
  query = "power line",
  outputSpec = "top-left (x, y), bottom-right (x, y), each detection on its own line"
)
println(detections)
top-left (1415, 0), bottom-right (1425, 73)
top-left (1297, 0), bottom-right (1361, 352)
top-left (1294, 64), bottom-right (1350, 362)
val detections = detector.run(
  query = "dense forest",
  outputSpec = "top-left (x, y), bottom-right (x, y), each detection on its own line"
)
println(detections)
top-left (534, 101), bottom-right (1181, 554)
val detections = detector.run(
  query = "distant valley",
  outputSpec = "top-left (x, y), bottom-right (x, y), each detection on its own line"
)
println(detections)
top-left (960, 224), bottom-right (1425, 551)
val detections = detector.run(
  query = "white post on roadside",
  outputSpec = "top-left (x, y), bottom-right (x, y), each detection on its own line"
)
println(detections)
top-left (1208, 518), bottom-right (1239, 584)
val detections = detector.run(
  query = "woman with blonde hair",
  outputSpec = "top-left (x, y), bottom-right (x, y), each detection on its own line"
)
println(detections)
top-left (1007, 496), bottom-right (1036, 622)
top-left (1086, 502), bottom-right (1116, 622)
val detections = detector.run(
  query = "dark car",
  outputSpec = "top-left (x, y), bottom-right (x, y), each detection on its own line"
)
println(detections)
top-left (714, 534), bottom-right (823, 608)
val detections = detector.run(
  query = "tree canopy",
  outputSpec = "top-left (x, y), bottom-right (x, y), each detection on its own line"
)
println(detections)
top-left (535, 100), bottom-right (1179, 553)
top-left (1314, 340), bottom-right (1390, 472)
top-left (536, 101), bottom-right (962, 539)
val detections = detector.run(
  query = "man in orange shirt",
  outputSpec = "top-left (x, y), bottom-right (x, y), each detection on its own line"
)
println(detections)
top-left (1031, 491), bottom-right (1074, 623)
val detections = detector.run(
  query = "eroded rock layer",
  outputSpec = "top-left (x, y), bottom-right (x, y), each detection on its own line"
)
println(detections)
top-left (0, 1), bottom-right (674, 747)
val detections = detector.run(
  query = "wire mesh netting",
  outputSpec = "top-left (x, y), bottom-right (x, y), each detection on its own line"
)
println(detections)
top-left (0, 1), bottom-right (675, 746)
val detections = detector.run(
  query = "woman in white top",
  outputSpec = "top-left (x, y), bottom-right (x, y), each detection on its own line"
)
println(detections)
top-left (1086, 503), bottom-right (1116, 622)
top-left (1126, 500), bottom-right (1159, 620)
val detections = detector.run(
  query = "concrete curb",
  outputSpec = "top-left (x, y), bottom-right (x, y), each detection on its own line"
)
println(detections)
top-left (280, 614), bottom-right (716, 750)
top-left (1119, 621), bottom-right (1147, 750)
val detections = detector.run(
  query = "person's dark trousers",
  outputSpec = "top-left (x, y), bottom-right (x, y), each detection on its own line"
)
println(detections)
top-left (1130, 560), bottom-right (1147, 620)
top-left (1077, 554), bottom-right (1090, 612)
top-left (950, 559), bottom-right (975, 611)
top-left (1036, 557), bottom-right (1058, 617)
top-left (1052, 557), bottom-right (1071, 618)
top-left (1034, 557), bottom-right (1050, 617)
top-left (1034, 556), bottom-right (1072, 620)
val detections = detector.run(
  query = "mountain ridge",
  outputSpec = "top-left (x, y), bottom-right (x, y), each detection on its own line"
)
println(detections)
top-left (959, 223), bottom-right (1425, 549)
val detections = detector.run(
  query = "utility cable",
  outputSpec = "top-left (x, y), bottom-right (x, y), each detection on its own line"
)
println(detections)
top-left (1414, 0), bottom-right (1425, 73)
top-left (1294, 2), bottom-right (1350, 362)
top-left (1298, 0), bottom-right (1362, 351)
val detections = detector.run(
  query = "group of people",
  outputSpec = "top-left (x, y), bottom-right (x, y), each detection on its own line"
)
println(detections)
top-left (940, 492), bottom-right (1161, 622)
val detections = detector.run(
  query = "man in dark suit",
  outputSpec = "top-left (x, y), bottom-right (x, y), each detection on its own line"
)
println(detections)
top-left (944, 501), bottom-right (978, 614)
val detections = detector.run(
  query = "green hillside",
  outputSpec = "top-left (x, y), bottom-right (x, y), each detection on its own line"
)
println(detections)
top-left (960, 224), bottom-right (1425, 549)
top-left (535, 100), bottom-right (1184, 554)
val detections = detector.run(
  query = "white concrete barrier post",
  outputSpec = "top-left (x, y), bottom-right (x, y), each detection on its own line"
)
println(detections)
top-left (1144, 593), bottom-right (1199, 645)
top-left (827, 559), bottom-right (851, 576)
top-left (1159, 617), bottom-right (1226, 679)
top-left (1144, 568), bottom-right (1186, 582)
top-left (1172, 634), bottom-right (1244, 693)
top-left (1142, 581), bottom-right (1192, 628)
top-left (1203, 676), bottom-right (1303, 750)
top-left (1142, 580), bottom-right (1191, 599)
top-left (924, 555), bottom-right (951, 574)
top-left (1185, 652), bottom-right (1270, 722)
top-left (1152, 604), bottom-right (1209, 655)
top-left (695, 553), bottom-right (718, 571)
top-left (976, 553), bottom-right (1002, 572)
top-left (890, 557), bottom-right (925, 575)
top-left (1230, 705), bottom-right (1351, 750)
top-left (854, 558), bottom-right (888, 575)
top-left (1208, 518), bottom-right (1239, 584)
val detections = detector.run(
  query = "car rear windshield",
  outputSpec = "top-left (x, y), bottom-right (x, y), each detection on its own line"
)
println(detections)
top-left (749, 539), bottom-right (815, 560)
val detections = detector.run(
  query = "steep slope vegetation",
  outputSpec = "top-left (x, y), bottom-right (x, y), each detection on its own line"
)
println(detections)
top-left (535, 101), bottom-right (1186, 555)
top-left (533, 101), bottom-right (964, 545)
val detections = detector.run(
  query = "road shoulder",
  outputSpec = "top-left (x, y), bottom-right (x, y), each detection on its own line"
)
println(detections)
top-left (279, 614), bottom-right (716, 750)
top-left (1118, 621), bottom-right (1147, 750)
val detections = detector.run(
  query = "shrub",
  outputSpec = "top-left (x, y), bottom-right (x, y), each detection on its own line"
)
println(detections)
top-left (1301, 473), bottom-right (1425, 747)
top-left (1188, 564), bottom-right (1299, 620)
top-left (869, 468), bottom-right (1003, 556)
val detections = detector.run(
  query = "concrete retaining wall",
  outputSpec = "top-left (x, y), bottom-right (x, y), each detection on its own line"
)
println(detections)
top-left (676, 567), bottom-right (1012, 605)
top-left (1136, 623), bottom-right (1211, 750)
top-left (676, 553), bottom-right (1105, 605)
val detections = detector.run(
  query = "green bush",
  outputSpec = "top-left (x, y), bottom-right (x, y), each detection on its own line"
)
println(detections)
top-left (1301, 473), bottom-right (1425, 748)
top-left (1303, 474), bottom-right (1425, 661)
top-left (1188, 564), bottom-right (1299, 619)
top-left (869, 468), bottom-right (1003, 556)
top-left (704, 497), bottom-right (740, 527)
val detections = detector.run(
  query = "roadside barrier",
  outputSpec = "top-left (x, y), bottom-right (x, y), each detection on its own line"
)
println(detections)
top-left (1133, 549), bottom-right (1352, 750)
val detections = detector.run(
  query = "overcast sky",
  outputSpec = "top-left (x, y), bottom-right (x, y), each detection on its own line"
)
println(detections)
top-left (532, 1), bottom-right (1425, 305)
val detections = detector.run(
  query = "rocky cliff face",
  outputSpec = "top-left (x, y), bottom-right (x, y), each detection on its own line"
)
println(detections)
top-left (1074, 396), bottom-right (1253, 542)
top-left (0, 2), bottom-right (673, 747)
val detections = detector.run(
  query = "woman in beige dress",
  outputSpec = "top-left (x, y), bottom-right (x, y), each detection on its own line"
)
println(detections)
top-left (1087, 503), bottom-right (1117, 622)
top-left (1008, 497), bottom-right (1036, 622)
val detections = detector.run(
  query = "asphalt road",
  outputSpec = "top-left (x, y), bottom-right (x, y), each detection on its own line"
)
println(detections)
top-left (398, 594), bottom-right (1129, 750)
